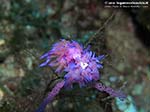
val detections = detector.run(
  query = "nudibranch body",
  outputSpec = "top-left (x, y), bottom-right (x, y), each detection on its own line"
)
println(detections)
top-left (36, 39), bottom-right (126, 112)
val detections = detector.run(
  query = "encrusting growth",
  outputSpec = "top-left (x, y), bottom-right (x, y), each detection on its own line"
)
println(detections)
top-left (36, 80), bottom-right (65, 112)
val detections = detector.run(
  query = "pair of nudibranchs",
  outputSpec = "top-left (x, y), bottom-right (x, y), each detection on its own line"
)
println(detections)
top-left (36, 39), bottom-right (126, 112)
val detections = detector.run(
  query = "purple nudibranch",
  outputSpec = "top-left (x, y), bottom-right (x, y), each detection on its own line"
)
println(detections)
top-left (36, 39), bottom-right (126, 111)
